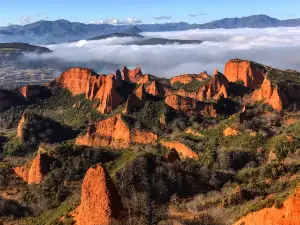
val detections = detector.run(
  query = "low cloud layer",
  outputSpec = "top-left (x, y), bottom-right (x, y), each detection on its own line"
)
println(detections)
top-left (26, 26), bottom-right (300, 78)
top-left (88, 18), bottom-right (142, 25)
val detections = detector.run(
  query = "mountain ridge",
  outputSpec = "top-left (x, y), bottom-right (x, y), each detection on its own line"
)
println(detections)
top-left (1, 14), bottom-right (300, 44)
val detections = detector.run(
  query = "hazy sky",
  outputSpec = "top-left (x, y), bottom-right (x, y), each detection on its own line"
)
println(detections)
top-left (1, 0), bottom-right (300, 26)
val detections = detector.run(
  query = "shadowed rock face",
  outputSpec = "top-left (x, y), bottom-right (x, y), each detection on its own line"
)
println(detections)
top-left (75, 114), bottom-right (157, 149)
top-left (72, 164), bottom-right (122, 225)
top-left (18, 85), bottom-right (51, 101)
top-left (13, 154), bottom-right (57, 184)
top-left (146, 80), bottom-right (171, 98)
top-left (224, 59), bottom-right (266, 88)
top-left (234, 188), bottom-right (300, 225)
top-left (0, 89), bottom-right (24, 112)
top-left (123, 84), bottom-right (147, 114)
top-left (121, 66), bottom-right (151, 84)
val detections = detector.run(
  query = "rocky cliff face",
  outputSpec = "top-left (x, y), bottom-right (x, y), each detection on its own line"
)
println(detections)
top-left (252, 77), bottom-right (288, 111)
top-left (18, 85), bottom-right (51, 100)
top-left (121, 66), bottom-right (151, 84)
top-left (72, 164), bottom-right (122, 225)
top-left (173, 70), bottom-right (229, 102)
top-left (53, 68), bottom-right (125, 114)
top-left (224, 59), bottom-right (266, 88)
top-left (170, 72), bottom-right (209, 85)
top-left (124, 85), bottom-right (147, 114)
top-left (146, 80), bottom-right (171, 98)
top-left (13, 154), bottom-right (57, 184)
top-left (76, 114), bottom-right (157, 148)
top-left (234, 188), bottom-right (300, 225)
top-left (0, 89), bottom-right (23, 112)
top-left (160, 140), bottom-right (198, 159)
top-left (165, 94), bottom-right (197, 115)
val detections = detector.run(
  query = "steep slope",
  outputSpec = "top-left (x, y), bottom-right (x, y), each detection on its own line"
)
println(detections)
top-left (234, 188), bottom-right (300, 225)
top-left (51, 68), bottom-right (125, 114)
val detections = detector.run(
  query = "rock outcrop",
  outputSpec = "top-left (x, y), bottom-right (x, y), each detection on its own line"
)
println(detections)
top-left (27, 154), bottom-right (57, 184)
top-left (121, 67), bottom-right (151, 84)
top-left (124, 85), bottom-right (147, 114)
top-left (165, 94), bottom-right (217, 117)
top-left (223, 127), bottom-right (240, 137)
top-left (13, 154), bottom-right (57, 184)
top-left (72, 164), bottom-right (122, 225)
top-left (76, 114), bottom-right (157, 148)
top-left (224, 59), bottom-right (266, 88)
top-left (170, 72), bottom-right (209, 85)
top-left (234, 188), bottom-right (300, 225)
top-left (173, 70), bottom-right (229, 102)
top-left (252, 77), bottom-right (288, 111)
top-left (18, 85), bottom-right (51, 100)
top-left (146, 80), bottom-right (171, 98)
top-left (53, 68), bottom-right (125, 114)
top-left (160, 140), bottom-right (198, 159)
top-left (13, 164), bottom-right (30, 183)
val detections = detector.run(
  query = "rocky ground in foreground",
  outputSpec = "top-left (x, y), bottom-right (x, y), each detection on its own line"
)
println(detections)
top-left (0, 58), bottom-right (299, 225)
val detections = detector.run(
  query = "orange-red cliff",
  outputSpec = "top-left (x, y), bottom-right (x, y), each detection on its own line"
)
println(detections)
top-left (252, 77), bottom-right (288, 111)
top-left (76, 114), bottom-right (157, 148)
top-left (224, 59), bottom-right (266, 88)
top-left (52, 68), bottom-right (125, 114)
top-left (233, 188), bottom-right (300, 225)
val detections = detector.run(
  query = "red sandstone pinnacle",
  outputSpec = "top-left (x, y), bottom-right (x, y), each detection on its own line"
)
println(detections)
top-left (72, 164), bottom-right (122, 225)
top-left (233, 188), bottom-right (300, 225)
top-left (13, 154), bottom-right (57, 184)
top-left (252, 76), bottom-right (288, 111)
top-left (124, 84), bottom-right (147, 114)
top-left (224, 59), bottom-right (266, 88)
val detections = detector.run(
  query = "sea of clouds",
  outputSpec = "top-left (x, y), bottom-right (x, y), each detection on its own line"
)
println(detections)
top-left (26, 26), bottom-right (300, 78)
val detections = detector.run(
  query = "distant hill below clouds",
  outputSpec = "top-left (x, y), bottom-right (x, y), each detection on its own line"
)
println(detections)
top-left (1, 15), bottom-right (300, 45)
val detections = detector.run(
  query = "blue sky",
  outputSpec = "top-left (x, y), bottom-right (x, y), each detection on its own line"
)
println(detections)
top-left (1, 0), bottom-right (300, 26)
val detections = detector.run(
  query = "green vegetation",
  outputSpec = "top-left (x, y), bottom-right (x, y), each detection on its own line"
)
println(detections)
top-left (29, 88), bottom-right (101, 130)
top-left (171, 78), bottom-right (211, 92)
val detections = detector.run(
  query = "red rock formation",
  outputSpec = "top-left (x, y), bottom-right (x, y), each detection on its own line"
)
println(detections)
top-left (172, 70), bottom-right (229, 102)
top-left (13, 154), bottom-right (56, 184)
top-left (28, 154), bottom-right (57, 184)
top-left (223, 127), bottom-right (240, 137)
top-left (13, 165), bottom-right (30, 182)
top-left (233, 188), bottom-right (300, 225)
top-left (160, 140), bottom-right (198, 159)
top-left (76, 114), bottom-right (157, 148)
top-left (52, 68), bottom-right (125, 114)
top-left (124, 85), bottom-right (147, 114)
top-left (18, 85), bottom-right (50, 100)
top-left (252, 77), bottom-right (288, 111)
top-left (224, 59), bottom-right (266, 88)
top-left (170, 72), bottom-right (209, 85)
top-left (146, 80), bottom-right (171, 98)
top-left (121, 66), bottom-right (151, 84)
top-left (73, 164), bottom-right (122, 225)
top-left (17, 113), bottom-right (26, 140)
top-left (197, 70), bottom-right (229, 101)
top-left (165, 94), bottom-right (197, 115)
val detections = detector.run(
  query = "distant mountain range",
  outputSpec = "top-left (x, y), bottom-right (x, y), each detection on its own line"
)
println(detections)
top-left (0, 15), bottom-right (300, 44)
